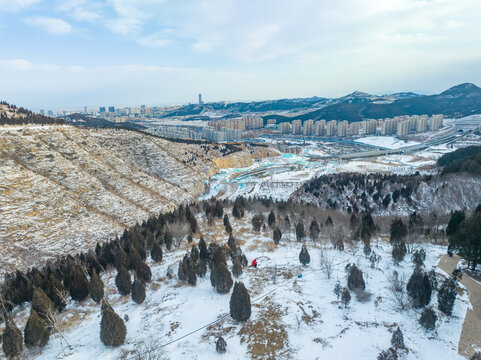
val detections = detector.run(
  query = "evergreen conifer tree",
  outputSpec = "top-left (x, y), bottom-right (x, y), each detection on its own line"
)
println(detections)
top-left (100, 301), bottom-right (126, 347)
top-left (273, 226), bottom-right (282, 245)
top-left (88, 269), bottom-right (104, 303)
top-left (391, 327), bottom-right (404, 349)
top-left (299, 244), bottom-right (310, 265)
top-left (131, 278), bottom-right (146, 304)
top-left (151, 240), bottom-right (163, 262)
top-left (115, 267), bottom-right (131, 296)
top-left (230, 282), bottom-right (251, 322)
top-left (2, 319), bottom-right (23, 358)
top-left (407, 268), bottom-right (432, 308)
top-left (438, 277), bottom-right (457, 315)
top-left (24, 310), bottom-right (49, 348)
top-left (347, 264), bottom-right (366, 291)
top-left (419, 306), bottom-right (437, 330)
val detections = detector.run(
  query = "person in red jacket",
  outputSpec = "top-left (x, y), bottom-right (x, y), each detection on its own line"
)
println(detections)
top-left (251, 258), bottom-right (258, 268)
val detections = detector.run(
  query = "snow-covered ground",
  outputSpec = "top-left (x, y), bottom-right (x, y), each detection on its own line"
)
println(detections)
top-left (9, 214), bottom-right (469, 360)
top-left (356, 136), bottom-right (420, 149)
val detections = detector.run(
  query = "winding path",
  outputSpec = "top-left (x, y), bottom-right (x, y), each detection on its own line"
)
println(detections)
top-left (438, 254), bottom-right (481, 358)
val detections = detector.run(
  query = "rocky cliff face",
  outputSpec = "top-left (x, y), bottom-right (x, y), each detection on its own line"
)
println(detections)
top-left (0, 125), bottom-right (251, 273)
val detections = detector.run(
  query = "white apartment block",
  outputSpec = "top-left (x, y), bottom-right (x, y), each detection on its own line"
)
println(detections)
top-left (279, 122), bottom-right (291, 134)
top-left (326, 120), bottom-right (337, 136)
top-left (350, 122), bottom-right (360, 135)
top-left (397, 120), bottom-right (409, 136)
top-left (363, 119), bottom-right (377, 135)
top-left (303, 120), bottom-right (314, 136)
top-left (337, 121), bottom-right (348, 137)
top-left (292, 120), bottom-right (302, 135)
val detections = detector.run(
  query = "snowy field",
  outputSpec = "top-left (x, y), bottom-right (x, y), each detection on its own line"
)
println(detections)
top-left (7, 214), bottom-right (469, 360)
top-left (356, 136), bottom-right (420, 149)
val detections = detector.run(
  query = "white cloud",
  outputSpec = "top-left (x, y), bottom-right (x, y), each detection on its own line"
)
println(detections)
top-left (137, 33), bottom-right (172, 48)
top-left (0, 0), bottom-right (42, 12)
top-left (25, 16), bottom-right (73, 34)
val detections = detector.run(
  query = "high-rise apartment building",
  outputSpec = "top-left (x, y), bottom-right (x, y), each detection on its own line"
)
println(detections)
top-left (291, 120), bottom-right (302, 135)
top-left (326, 120), bottom-right (337, 136)
top-left (350, 122), bottom-right (360, 135)
top-left (279, 122), bottom-right (291, 134)
top-left (337, 121), bottom-right (348, 137)
top-left (303, 120), bottom-right (314, 136)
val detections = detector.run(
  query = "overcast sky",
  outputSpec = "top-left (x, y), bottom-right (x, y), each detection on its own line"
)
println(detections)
top-left (1, 0), bottom-right (480, 110)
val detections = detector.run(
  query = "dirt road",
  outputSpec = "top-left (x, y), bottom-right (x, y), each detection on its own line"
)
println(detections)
top-left (438, 254), bottom-right (481, 358)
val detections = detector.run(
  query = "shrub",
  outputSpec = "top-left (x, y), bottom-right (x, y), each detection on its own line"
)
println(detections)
top-left (391, 327), bottom-right (404, 349)
top-left (341, 287), bottom-right (351, 308)
top-left (347, 264), bottom-right (365, 291)
top-left (419, 306), bottom-right (437, 330)
top-left (377, 348), bottom-right (398, 360)
top-left (100, 302), bottom-right (126, 347)
top-left (296, 222), bottom-right (306, 241)
top-left (2, 319), bottom-right (23, 358)
top-left (115, 267), bottom-right (131, 296)
top-left (24, 310), bottom-right (50, 348)
top-left (230, 282), bottom-right (251, 322)
top-left (199, 237), bottom-right (208, 261)
top-left (88, 269), bottom-right (104, 303)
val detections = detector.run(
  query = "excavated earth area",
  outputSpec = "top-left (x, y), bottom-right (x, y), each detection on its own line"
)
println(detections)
top-left (0, 125), bottom-right (254, 274)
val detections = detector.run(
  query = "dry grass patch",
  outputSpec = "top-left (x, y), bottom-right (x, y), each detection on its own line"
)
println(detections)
top-left (239, 299), bottom-right (291, 360)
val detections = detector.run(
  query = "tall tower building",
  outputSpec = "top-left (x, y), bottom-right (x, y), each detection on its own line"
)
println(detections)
top-left (198, 94), bottom-right (203, 105)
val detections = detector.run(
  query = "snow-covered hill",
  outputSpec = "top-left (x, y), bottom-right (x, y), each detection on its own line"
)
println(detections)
top-left (5, 211), bottom-right (468, 360)
top-left (0, 125), bottom-right (251, 274)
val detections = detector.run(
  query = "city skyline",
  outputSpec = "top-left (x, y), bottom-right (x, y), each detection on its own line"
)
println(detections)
top-left (1, 0), bottom-right (481, 109)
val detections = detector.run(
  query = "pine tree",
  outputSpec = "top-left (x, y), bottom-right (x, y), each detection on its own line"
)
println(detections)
top-left (114, 246), bottom-right (130, 270)
top-left (131, 278), bottom-right (146, 304)
top-left (377, 348), bottom-right (398, 360)
top-left (309, 219), bottom-right (320, 242)
top-left (199, 236), bottom-right (208, 261)
top-left (151, 240), bottom-right (163, 262)
top-left (127, 245), bottom-right (142, 272)
top-left (115, 267), bottom-right (131, 296)
top-left (268, 210), bottom-right (276, 228)
top-left (391, 327), bottom-right (404, 349)
top-left (211, 263), bottom-right (233, 294)
top-left (227, 235), bottom-right (236, 252)
top-left (44, 272), bottom-right (67, 312)
top-left (232, 256), bottom-right (243, 277)
top-left (299, 244), bottom-right (310, 266)
top-left (196, 258), bottom-right (207, 277)
top-left (325, 216), bottom-right (333, 226)
top-left (31, 288), bottom-right (55, 325)
top-left (230, 282), bottom-right (251, 322)
top-left (100, 301), bottom-right (126, 347)
top-left (2, 319), bottom-right (23, 358)
top-left (64, 258), bottom-right (89, 301)
top-left (296, 222), bottom-right (306, 241)
top-left (273, 226), bottom-right (282, 245)
top-left (89, 269), bottom-right (104, 303)
top-left (216, 336), bottom-right (227, 354)
top-left (135, 261), bottom-right (152, 283)
top-left (390, 218), bottom-right (407, 244)
top-left (191, 245), bottom-right (199, 262)
top-left (164, 229), bottom-right (173, 250)
top-left (412, 249), bottom-right (426, 267)
top-left (24, 310), bottom-right (49, 348)
top-left (438, 277), bottom-right (457, 316)
top-left (251, 214), bottom-right (263, 232)
top-left (347, 264), bottom-right (365, 291)
top-left (341, 287), bottom-right (351, 308)
top-left (446, 210), bottom-right (465, 236)
top-left (392, 241), bottom-right (407, 263)
top-left (419, 306), bottom-right (437, 330)
top-left (407, 268), bottom-right (431, 308)
top-left (178, 260), bottom-right (186, 282)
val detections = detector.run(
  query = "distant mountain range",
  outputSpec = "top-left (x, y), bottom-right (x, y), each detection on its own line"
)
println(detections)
top-left (162, 83), bottom-right (481, 123)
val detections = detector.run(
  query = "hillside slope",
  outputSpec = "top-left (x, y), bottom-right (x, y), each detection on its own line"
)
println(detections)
top-left (0, 125), bottom-right (250, 273)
